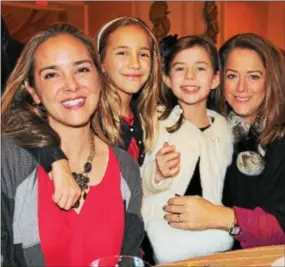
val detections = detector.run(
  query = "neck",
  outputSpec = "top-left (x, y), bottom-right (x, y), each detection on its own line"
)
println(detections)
top-left (179, 101), bottom-right (210, 128)
top-left (51, 123), bottom-right (93, 169)
top-left (243, 116), bottom-right (255, 126)
top-left (231, 111), bottom-right (256, 127)
top-left (118, 91), bottom-right (133, 117)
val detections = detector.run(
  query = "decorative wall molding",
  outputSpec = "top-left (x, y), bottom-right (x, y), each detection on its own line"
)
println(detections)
top-left (149, 1), bottom-right (170, 41)
top-left (2, 2), bottom-right (67, 43)
top-left (2, 1), bottom-right (89, 42)
top-left (203, 1), bottom-right (219, 44)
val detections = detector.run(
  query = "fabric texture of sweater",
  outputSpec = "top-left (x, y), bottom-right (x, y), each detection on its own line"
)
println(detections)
top-left (223, 130), bottom-right (285, 248)
top-left (1, 135), bottom-right (144, 267)
top-left (141, 106), bottom-right (234, 264)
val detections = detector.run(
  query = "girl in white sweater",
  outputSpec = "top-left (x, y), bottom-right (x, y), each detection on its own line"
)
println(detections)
top-left (141, 35), bottom-right (234, 264)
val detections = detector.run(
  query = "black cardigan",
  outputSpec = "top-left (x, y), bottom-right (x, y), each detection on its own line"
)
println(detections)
top-left (223, 134), bottom-right (285, 233)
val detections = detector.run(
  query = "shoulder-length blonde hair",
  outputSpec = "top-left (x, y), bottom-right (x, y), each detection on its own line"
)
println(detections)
top-left (93, 17), bottom-right (161, 152)
top-left (218, 33), bottom-right (285, 145)
top-left (1, 23), bottom-right (102, 148)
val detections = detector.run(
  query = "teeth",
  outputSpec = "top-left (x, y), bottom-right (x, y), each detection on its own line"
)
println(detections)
top-left (62, 98), bottom-right (84, 107)
top-left (236, 97), bottom-right (250, 101)
top-left (181, 86), bottom-right (199, 92)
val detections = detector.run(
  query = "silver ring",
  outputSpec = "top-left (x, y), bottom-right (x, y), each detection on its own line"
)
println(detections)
top-left (176, 214), bottom-right (181, 223)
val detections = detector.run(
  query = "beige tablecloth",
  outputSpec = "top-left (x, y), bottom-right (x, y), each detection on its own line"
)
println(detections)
top-left (157, 245), bottom-right (285, 267)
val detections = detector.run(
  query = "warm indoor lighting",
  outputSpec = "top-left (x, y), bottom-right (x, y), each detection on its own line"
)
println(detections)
top-left (35, 1), bottom-right (48, 6)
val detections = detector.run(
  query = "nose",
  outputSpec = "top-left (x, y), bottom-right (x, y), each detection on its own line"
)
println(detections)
top-left (128, 54), bottom-right (141, 70)
top-left (64, 75), bottom-right (78, 92)
top-left (185, 67), bottom-right (195, 80)
top-left (236, 77), bottom-right (248, 93)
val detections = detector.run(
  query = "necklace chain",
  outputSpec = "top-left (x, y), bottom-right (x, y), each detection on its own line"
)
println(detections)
top-left (72, 131), bottom-right (95, 208)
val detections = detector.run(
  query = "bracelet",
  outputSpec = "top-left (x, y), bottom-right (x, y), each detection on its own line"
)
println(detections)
top-left (229, 209), bottom-right (241, 236)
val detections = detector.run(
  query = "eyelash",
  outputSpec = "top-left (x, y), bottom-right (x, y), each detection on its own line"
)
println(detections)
top-left (117, 51), bottom-right (126, 56)
top-left (116, 51), bottom-right (150, 58)
top-left (226, 74), bottom-right (260, 80)
top-left (77, 67), bottom-right (90, 73)
top-left (140, 52), bottom-right (150, 58)
top-left (174, 67), bottom-right (206, 72)
top-left (44, 72), bottom-right (57, 79)
top-left (250, 75), bottom-right (260, 80)
top-left (226, 74), bottom-right (236, 79)
top-left (43, 67), bottom-right (90, 79)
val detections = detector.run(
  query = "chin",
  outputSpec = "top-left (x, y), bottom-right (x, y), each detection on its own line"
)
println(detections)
top-left (61, 117), bottom-right (91, 128)
top-left (67, 121), bottom-right (91, 128)
top-left (233, 110), bottom-right (252, 119)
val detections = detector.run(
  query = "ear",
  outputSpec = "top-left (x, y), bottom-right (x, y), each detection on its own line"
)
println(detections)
top-left (211, 71), bottom-right (220, 90)
top-left (162, 74), bottom-right (172, 88)
top-left (101, 63), bottom-right (106, 73)
top-left (24, 80), bottom-right (41, 104)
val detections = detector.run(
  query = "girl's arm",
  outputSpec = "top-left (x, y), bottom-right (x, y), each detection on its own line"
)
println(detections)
top-left (141, 143), bottom-right (180, 196)
top-left (28, 146), bottom-right (67, 173)
top-left (27, 146), bottom-right (81, 210)
top-left (141, 158), bottom-right (173, 196)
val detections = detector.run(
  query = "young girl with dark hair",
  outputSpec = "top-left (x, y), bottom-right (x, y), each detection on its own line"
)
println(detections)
top-left (141, 35), bottom-right (234, 264)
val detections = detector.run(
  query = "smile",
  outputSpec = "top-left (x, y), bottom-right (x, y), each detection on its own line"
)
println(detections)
top-left (123, 74), bottom-right (143, 79)
top-left (181, 85), bottom-right (200, 93)
top-left (234, 96), bottom-right (251, 103)
top-left (62, 97), bottom-right (85, 108)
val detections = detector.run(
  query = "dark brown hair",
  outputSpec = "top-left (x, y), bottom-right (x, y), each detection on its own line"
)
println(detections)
top-left (159, 35), bottom-right (220, 133)
top-left (1, 23), bottom-right (102, 148)
top-left (219, 33), bottom-right (285, 145)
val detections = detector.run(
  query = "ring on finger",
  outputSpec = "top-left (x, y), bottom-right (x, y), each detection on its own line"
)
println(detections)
top-left (176, 214), bottom-right (181, 223)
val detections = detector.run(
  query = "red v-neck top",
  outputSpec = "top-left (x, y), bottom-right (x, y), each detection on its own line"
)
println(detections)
top-left (38, 147), bottom-right (124, 267)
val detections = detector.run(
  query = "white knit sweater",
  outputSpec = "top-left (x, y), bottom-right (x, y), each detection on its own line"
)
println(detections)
top-left (141, 106), bottom-right (234, 264)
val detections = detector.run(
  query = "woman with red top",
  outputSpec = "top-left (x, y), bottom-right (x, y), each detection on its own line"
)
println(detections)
top-left (27, 17), bottom-right (161, 210)
top-left (1, 23), bottom-right (144, 266)
top-left (25, 17), bottom-right (161, 264)
top-left (163, 33), bottom-right (285, 249)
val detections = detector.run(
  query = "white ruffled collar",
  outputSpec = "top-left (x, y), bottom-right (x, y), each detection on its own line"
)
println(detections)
top-left (157, 105), bottom-right (183, 127)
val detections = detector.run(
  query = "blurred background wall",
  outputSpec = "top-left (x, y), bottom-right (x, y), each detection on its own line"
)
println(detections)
top-left (1, 1), bottom-right (284, 49)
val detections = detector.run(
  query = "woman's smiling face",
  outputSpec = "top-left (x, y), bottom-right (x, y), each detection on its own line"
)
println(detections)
top-left (224, 48), bottom-right (266, 124)
top-left (27, 34), bottom-right (101, 130)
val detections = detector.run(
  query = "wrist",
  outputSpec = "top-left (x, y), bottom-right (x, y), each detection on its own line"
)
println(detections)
top-left (155, 168), bottom-right (164, 183)
top-left (215, 206), bottom-right (236, 231)
top-left (50, 159), bottom-right (70, 178)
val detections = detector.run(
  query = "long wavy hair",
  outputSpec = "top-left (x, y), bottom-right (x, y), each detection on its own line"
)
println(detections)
top-left (1, 23), bottom-right (102, 148)
top-left (93, 17), bottom-right (161, 152)
top-left (218, 33), bottom-right (285, 145)
top-left (159, 35), bottom-right (220, 133)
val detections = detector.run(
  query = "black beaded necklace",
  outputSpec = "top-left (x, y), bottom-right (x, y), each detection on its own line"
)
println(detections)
top-left (72, 131), bottom-right (95, 208)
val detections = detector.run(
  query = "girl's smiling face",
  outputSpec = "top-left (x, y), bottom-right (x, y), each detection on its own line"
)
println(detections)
top-left (101, 25), bottom-right (152, 101)
top-left (164, 45), bottom-right (219, 110)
